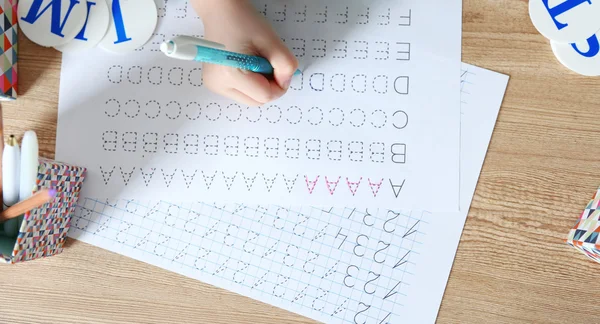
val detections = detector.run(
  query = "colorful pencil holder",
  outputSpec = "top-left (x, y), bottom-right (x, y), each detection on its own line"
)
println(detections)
top-left (0, 0), bottom-right (18, 101)
top-left (566, 186), bottom-right (600, 263)
top-left (0, 158), bottom-right (86, 263)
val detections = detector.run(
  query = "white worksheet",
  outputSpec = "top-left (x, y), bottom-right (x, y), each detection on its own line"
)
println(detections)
top-left (56, 0), bottom-right (462, 210)
top-left (68, 63), bottom-right (509, 324)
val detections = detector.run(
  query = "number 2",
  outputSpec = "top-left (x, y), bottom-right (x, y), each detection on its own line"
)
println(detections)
top-left (373, 241), bottom-right (390, 264)
top-left (363, 271), bottom-right (380, 294)
top-left (354, 302), bottom-right (370, 324)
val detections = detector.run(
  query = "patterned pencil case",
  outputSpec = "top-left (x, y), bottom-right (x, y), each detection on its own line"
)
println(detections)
top-left (566, 186), bottom-right (600, 263)
top-left (0, 158), bottom-right (86, 263)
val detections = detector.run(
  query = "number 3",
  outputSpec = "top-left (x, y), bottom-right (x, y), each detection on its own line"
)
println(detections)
top-left (344, 265), bottom-right (359, 287)
top-left (354, 235), bottom-right (368, 257)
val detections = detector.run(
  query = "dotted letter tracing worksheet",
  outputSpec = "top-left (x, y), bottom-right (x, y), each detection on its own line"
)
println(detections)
top-left (56, 0), bottom-right (463, 210)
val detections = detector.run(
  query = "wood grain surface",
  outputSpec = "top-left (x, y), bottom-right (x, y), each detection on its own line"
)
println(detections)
top-left (1, 1), bottom-right (599, 323)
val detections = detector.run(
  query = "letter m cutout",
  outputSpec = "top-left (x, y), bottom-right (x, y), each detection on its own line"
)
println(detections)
top-left (21, 0), bottom-right (81, 37)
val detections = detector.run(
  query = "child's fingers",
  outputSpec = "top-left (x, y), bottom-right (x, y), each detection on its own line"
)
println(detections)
top-left (225, 88), bottom-right (263, 107)
top-left (231, 70), bottom-right (286, 104)
top-left (205, 82), bottom-right (262, 106)
top-left (204, 60), bottom-right (288, 105)
top-left (203, 76), bottom-right (261, 106)
top-left (255, 37), bottom-right (299, 90)
top-left (204, 65), bottom-right (266, 106)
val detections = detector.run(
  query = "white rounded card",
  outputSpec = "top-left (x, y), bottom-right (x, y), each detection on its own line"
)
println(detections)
top-left (18, 0), bottom-right (88, 47)
top-left (55, 0), bottom-right (110, 52)
top-left (551, 32), bottom-right (600, 76)
top-left (529, 0), bottom-right (600, 44)
top-left (99, 0), bottom-right (158, 53)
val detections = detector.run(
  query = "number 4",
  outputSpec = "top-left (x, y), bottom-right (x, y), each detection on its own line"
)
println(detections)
top-left (335, 228), bottom-right (348, 248)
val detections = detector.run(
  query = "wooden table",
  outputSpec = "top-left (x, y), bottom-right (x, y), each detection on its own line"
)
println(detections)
top-left (1, 1), bottom-right (599, 323)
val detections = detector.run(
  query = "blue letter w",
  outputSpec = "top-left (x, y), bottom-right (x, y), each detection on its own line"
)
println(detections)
top-left (21, 0), bottom-right (81, 37)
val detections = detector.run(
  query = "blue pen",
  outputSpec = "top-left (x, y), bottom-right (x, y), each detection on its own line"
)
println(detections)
top-left (160, 36), bottom-right (301, 75)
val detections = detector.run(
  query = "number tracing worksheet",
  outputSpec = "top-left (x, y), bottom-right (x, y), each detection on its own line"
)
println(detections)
top-left (56, 0), bottom-right (463, 210)
top-left (68, 63), bottom-right (509, 324)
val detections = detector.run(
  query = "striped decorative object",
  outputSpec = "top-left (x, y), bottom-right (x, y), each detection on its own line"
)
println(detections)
top-left (0, 0), bottom-right (17, 100)
top-left (0, 158), bottom-right (86, 263)
top-left (566, 186), bottom-right (600, 263)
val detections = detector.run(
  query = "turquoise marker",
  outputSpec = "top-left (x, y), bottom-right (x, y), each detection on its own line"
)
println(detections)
top-left (160, 36), bottom-right (301, 75)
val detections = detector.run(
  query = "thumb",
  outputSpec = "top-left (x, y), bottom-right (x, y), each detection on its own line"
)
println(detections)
top-left (256, 38), bottom-right (299, 90)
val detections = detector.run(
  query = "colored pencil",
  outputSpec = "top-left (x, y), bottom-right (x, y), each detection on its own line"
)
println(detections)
top-left (0, 188), bottom-right (57, 221)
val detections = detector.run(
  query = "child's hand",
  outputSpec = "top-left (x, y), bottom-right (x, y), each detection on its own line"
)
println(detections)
top-left (192, 0), bottom-right (298, 106)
